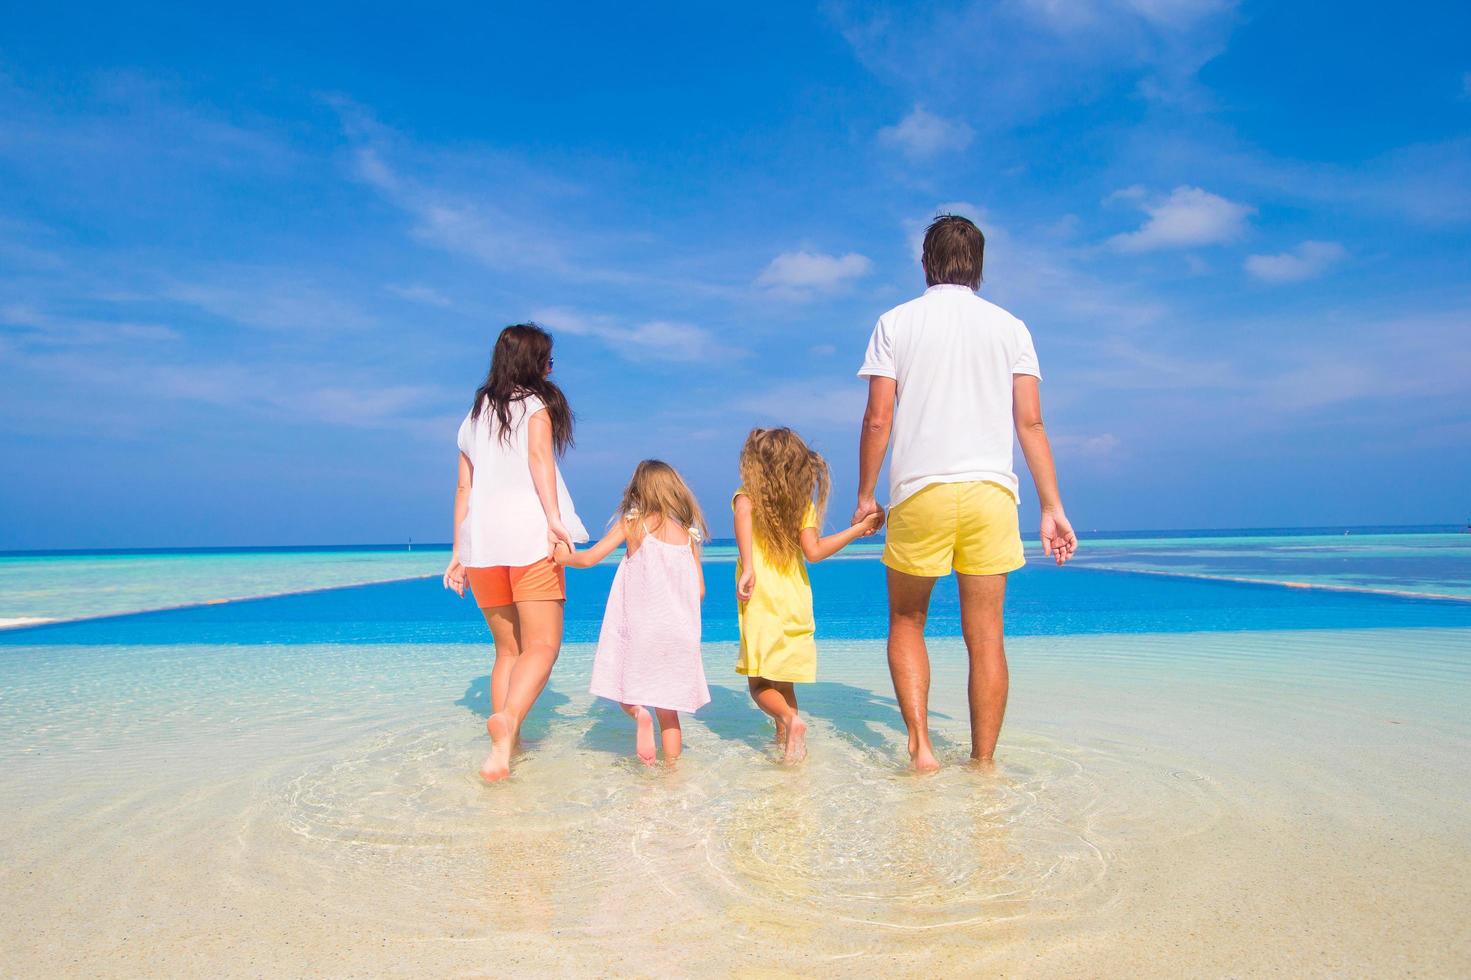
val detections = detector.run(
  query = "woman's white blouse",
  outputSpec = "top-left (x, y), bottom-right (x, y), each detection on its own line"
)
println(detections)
top-left (456, 394), bottom-right (589, 568)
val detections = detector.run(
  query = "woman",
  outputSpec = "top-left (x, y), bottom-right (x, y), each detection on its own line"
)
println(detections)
top-left (443, 323), bottom-right (588, 782)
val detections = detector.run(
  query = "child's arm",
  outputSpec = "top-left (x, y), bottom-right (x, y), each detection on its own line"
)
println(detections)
top-left (553, 522), bottom-right (627, 569)
top-left (800, 511), bottom-right (882, 563)
top-left (1013, 375), bottom-right (1077, 565)
top-left (691, 539), bottom-right (705, 600)
top-left (733, 494), bottom-right (756, 601)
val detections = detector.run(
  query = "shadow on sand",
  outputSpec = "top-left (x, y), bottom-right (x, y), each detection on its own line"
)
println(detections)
top-left (455, 674), bottom-right (571, 743)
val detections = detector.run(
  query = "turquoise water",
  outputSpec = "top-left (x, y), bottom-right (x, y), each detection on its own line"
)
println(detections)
top-left (2, 530), bottom-right (1469, 974)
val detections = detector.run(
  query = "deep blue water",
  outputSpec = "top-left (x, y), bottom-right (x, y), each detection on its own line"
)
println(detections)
top-left (5, 559), bottom-right (1471, 648)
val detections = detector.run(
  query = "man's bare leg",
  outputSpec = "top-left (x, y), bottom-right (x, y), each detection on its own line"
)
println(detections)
top-left (957, 571), bottom-right (1009, 764)
top-left (887, 568), bottom-right (940, 772)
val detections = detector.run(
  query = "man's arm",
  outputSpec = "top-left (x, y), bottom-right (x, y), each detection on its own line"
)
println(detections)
top-left (854, 376), bottom-right (895, 528)
top-left (1012, 375), bottom-right (1077, 565)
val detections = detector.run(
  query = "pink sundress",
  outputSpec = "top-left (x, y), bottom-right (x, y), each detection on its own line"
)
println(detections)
top-left (588, 526), bottom-right (709, 714)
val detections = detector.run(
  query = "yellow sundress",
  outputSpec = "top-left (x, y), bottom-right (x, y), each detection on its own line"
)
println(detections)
top-left (733, 488), bottom-right (819, 683)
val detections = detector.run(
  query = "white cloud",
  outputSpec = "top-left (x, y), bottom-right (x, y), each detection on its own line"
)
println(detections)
top-left (837, 0), bottom-right (1238, 124)
top-left (1052, 432), bottom-right (1121, 457)
top-left (877, 106), bottom-right (974, 159)
top-left (756, 250), bottom-right (872, 295)
top-left (1108, 185), bottom-right (1253, 251)
top-left (533, 307), bottom-right (743, 363)
top-left (0, 304), bottom-right (179, 347)
top-left (733, 379), bottom-right (868, 428)
top-left (166, 276), bottom-right (375, 331)
top-left (1243, 241), bottom-right (1346, 283)
top-left (386, 283), bottom-right (453, 307)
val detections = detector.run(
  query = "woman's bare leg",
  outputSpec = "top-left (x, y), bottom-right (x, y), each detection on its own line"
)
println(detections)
top-left (481, 605), bottom-right (520, 715)
top-left (483, 599), bottom-right (564, 782)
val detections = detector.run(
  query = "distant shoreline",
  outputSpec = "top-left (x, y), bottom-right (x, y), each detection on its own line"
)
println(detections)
top-left (1, 524), bottom-right (1464, 558)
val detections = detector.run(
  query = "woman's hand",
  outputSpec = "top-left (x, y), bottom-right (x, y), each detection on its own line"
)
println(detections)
top-left (443, 556), bottom-right (466, 596)
top-left (737, 567), bottom-right (756, 603)
top-left (545, 516), bottom-right (575, 558)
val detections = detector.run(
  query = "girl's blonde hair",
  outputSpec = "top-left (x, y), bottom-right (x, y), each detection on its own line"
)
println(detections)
top-left (616, 459), bottom-right (709, 544)
top-left (739, 427), bottom-right (829, 568)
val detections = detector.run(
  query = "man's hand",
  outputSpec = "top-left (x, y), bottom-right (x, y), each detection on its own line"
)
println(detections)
top-left (1040, 508), bottom-right (1077, 566)
top-left (852, 496), bottom-right (885, 533)
top-left (443, 557), bottom-right (466, 596)
top-left (550, 540), bottom-right (573, 567)
top-left (737, 567), bottom-right (756, 603)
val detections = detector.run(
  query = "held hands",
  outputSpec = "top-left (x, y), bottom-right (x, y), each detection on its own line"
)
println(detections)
top-left (550, 539), bottom-right (573, 567)
top-left (851, 497), bottom-right (885, 535)
top-left (442, 556), bottom-right (466, 597)
top-left (545, 515), bottom-right (575, 560)
top-left (1040, 508), bottom-right (1078, 566)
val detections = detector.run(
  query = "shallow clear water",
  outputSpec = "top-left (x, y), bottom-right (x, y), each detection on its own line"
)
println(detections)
top-left (2, 534), bottom-right (1469, 975)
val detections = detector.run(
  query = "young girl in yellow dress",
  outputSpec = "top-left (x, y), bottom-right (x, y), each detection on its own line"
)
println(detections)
top-left (733, 428), bottom-right (882, 761)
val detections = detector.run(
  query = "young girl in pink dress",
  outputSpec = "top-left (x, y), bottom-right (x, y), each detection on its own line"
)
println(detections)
top-left (554, 460), bottom-right (708, 764)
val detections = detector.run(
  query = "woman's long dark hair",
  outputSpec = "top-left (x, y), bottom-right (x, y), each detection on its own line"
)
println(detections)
top-left (470, 323), bottom-right (574, 454)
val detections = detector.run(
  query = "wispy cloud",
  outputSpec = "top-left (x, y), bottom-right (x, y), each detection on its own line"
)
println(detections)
top-left (755, 250), bottom-right (872, 297)
top-left (165, 275), bottom-right (376, 331)
top-left (835, 0), bottom-right (1238, 123)
top-left (386, 283), bottom-right (453, 308)
top-left (0, 303), bottom-right (180, 348)
top-left (533, 306), bottom-right (743, 363)
top-left (1244, 241), bottom-right (1346, 283)
top-left (877, 106), bottom-right (974, 159)
top-left (1107, 185), bottom-right (1253, 251)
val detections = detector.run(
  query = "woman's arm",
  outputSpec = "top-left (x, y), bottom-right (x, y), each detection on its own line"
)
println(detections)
top-left (800, 511), bottom-right (882, 563)
top-left (443, 452), bottom-right (473, 595)
top-left (553, 522), bottom-right (626, 569)
top-left (733, 494), bottom-right (756, 602)
top-left (527, 409), bottom-right (573, 552)
top-left (1013, 375), bottom-right (1077, 565)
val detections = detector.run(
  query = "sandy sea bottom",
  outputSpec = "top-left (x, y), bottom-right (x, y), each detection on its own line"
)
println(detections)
top-left (2, 628), bottom-right (1469, 977)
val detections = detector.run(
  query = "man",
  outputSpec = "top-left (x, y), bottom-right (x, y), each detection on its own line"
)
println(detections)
top-left (853, 213), bottom-right (1077, 772)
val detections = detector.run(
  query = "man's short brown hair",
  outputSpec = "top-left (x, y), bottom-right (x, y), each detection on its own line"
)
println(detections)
top-left (922, 214), bottom-right (984, 288)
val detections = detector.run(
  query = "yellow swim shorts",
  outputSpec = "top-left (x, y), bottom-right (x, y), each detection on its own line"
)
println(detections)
top-left (883, 480), bottom-right (1025, 578)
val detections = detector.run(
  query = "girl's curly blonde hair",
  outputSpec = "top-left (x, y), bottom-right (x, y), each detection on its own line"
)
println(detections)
top-left (616, 459), bottom-right (709, 544)
top-left (739, 427), bottom-right (829, 568)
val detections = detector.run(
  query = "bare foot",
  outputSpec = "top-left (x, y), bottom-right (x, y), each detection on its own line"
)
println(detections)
top-left (910, 744), bottom-right (941, 773)
top-left (481, 712), bottom-right (514, 782)
top-left (634, 707), bottom-right (656, 765)
top-left (773, 721), bottom-right (787, 745)
top-left (783, 715), bottom-right (808, 763)
top-left (967, 755), bottom-right (997, 773)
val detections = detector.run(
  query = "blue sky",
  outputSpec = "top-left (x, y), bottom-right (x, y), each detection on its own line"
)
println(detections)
top-left (1, 1), bottom-right (1468, 549)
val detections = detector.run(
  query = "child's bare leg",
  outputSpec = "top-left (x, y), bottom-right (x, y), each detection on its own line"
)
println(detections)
top-left (654, 708), bottom-right (682, 762)
top-left (775, 682), bottom-right (807, 762)
top-left (620, 703), bottom-right (656, 764)
top-left (748, 677), bottom-right (805, 762)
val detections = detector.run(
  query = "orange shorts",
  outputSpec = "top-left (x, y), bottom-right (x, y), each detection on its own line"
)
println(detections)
top-left (467, 559), bottom-right (566, 608)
